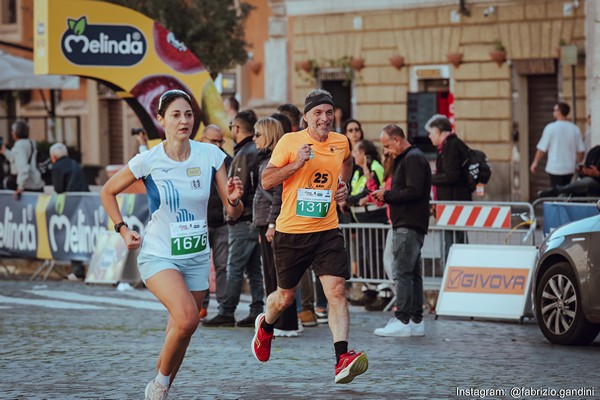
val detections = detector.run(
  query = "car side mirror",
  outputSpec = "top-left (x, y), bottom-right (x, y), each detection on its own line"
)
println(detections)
top-left (597, 199), bottom-right (600, 212)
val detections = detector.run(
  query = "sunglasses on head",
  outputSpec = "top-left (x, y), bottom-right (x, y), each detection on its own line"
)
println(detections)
top-left (158, 90), bottom-right (191, 111)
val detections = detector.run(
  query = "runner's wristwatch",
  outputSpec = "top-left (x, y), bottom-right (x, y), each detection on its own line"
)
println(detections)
top-left (114, 221), bottom-right (128, 233)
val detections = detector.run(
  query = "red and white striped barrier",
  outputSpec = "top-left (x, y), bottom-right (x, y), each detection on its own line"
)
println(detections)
top-left (436, 204), bottom-right (511, 228)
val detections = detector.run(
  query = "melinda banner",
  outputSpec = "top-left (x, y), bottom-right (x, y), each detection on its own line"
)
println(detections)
top-left (33, 0), bottom-right (231, 149)
top-left (0, 191), bottom-right (148, 261)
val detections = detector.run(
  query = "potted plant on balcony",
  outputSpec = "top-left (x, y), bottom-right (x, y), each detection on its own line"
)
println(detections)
top-left (295, 58), bottom-right (318, 83)
top-left (489, 39), bottom-right (506, 66)
top-left (297, 59), bottom-right (313, 73)
top-left (388, 55), bottom-right (405, 70)
top-left (349, 56), bottom-right (365, 72)
top-left (446, 52), bottom-right (463, 67)
top-left (248, 59), bottom-right (262, 75)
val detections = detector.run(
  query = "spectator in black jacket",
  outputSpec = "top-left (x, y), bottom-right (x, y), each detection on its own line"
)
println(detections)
top-left (204, 110), bottom-right (265, 328)
top-left (50, 143), bottom-right (89, 193)
top-left (199, 125), bottom-right (233, 318)
top-left (50, 142), bottom-right (89, 280)
top-left (426, 114), bottom-right (471, 262)
top-left (371, 124), bottom-right (431, 337)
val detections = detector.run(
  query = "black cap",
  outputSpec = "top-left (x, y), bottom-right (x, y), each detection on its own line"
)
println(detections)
top-left (304, 92), bottom-right (334, 115)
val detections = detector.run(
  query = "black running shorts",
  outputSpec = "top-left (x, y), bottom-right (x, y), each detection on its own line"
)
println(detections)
top-left (273, 228), bottom-right (350, 289)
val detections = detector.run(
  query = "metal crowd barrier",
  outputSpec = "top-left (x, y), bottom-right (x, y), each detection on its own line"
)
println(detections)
top-left (530, 196), bottom-right (599, 238)
top-left (531, 196), bottom-right (599, 220)
top-left (340, 200), bottom-right (537, 293)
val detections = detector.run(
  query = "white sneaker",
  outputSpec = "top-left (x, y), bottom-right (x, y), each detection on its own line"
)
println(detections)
top-left (297, 319), bottom-right (304, 333)
top-left (315, 310), bottom-right (328, 324)
top-left (145, 379), bottom-right (169, 400)
top-left (373, 318), bottom-right (411, 337)
top-left (67, 273), bottom-right (82, 282)
top-left (410, 320), bottom-right (425, 336)
top-left (273, 329), bottom-right (299, 337)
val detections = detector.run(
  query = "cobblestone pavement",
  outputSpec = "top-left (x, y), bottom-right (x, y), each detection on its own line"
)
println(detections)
top-left (0, 279), bottom-right (599, 400)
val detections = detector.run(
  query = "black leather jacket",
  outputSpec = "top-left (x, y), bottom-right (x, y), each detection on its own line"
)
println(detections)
top-left (228, 136), bottom-right (259, 222)
top-left (384, 146), bottom-right (431, 235)
top-left (432, 134), bottom-right (472, 201)
top-left (207, 152), bottom-right (232, 228)
top-left (51, 156), bottom-right (89, 193)
top-left (252, 152), bottom-right (282, 227)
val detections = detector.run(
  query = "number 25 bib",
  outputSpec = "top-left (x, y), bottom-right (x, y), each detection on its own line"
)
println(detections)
top-left (296, 189), bottom-right (332, 218)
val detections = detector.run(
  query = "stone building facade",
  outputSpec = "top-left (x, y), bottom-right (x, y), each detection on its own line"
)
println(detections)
top-left (3, 0), bottom-right (600, 201)
top-left (257, 0), bottom-right (592, 201)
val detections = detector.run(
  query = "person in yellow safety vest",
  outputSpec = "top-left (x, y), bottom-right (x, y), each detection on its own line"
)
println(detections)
top-left (343, 139), bottom-right (389, 310)
top-left (347, 139), bottom-right (386, 223)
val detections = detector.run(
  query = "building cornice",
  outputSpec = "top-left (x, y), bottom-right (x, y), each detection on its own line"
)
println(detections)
top-left (286, 0), bottom-right (458, 16)
top-left (284, 0), bottom-right (519, 16)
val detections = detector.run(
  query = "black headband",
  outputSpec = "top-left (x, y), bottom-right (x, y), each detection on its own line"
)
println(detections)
top-left (304, 93), bottom-right (334, 114)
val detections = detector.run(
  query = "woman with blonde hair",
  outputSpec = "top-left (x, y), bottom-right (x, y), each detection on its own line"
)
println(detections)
top-left (252, 117), bottom-right (299, 336)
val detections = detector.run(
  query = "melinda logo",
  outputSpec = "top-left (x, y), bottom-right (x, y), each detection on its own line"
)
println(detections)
top-left (61, 16), bottom-right (146, 66)
top-left (445, 267), bottom-right (529, 295)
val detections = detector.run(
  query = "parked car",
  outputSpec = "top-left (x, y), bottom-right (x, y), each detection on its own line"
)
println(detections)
top-left (532, 201), bottom-right (600, 345)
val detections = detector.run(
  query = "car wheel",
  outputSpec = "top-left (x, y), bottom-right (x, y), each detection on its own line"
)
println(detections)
top-left (535, 262), bottom-right (600, 345)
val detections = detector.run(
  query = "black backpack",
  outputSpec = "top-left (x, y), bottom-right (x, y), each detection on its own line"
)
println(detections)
top-left (462, 147), bottom-right (492, 191)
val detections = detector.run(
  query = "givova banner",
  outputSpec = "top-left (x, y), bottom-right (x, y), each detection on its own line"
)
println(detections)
top-left (0, 191), bottom-right (148, 261)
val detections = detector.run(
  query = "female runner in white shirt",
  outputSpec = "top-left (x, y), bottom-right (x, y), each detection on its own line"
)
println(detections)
top-left (101, 89), bottom-right (243, 400)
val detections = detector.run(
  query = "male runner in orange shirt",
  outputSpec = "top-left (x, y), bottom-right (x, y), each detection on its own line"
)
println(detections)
top-left (251, 89), bottom-right (368, 384)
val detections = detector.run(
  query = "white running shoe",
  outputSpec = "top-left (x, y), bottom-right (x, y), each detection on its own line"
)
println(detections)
top-left (410, 320), bottom-right (425, 336)
top-left (297, 319), bottom-right (304, 333)
top-left (145, 379), bottom-right (169, 400)
top-left (373, 318), bottom-right (411, 337)
top-left (315, 310), bottom-right (328, 324)
top-left (67, 273), bottom-right (82, 281)
top-left (273, 329), bottom-right (299, 337)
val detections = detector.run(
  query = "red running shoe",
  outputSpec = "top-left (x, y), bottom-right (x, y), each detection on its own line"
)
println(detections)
top-left (252, 313), bottom-right (274, 362)
top-left (198, 307), bottom-right (207, 320)
top-left (335, 350), bottom-right (368, 384)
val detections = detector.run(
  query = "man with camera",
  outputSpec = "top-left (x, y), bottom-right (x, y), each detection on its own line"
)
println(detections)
top-left (131, 128), bottom-right (149, 153)
top-left (0, 120), bottom-right (45, 199)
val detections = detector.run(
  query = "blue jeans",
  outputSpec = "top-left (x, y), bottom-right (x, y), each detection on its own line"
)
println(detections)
top-left (218, 221), bottom-right (264, 317)
top-left (391, 227), bottom-right (424, 323)
top-left (443, 230), bottom-right (467, 264)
